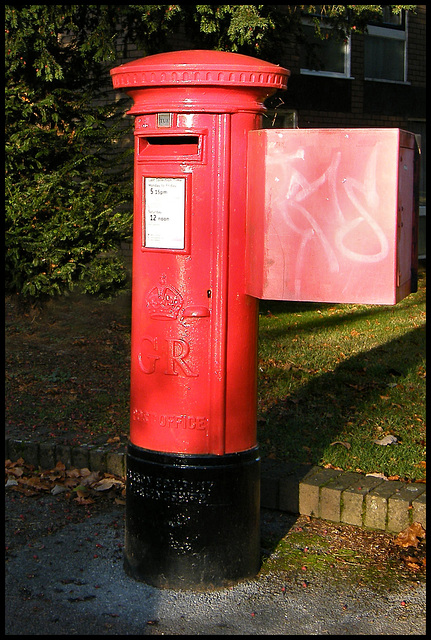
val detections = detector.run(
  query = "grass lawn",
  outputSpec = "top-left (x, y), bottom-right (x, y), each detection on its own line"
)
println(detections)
top-left (257, 263), bottom-right (426, 482)
top-left (6, 264), bottom-right (425, 482)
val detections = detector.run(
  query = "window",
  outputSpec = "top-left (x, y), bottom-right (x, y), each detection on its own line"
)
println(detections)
top-left (364, 9), bottom-right (408, 83)
top-left (408, 121), bottom-right (427, 259)
top-left (300, 21), bottom-right (351, 78)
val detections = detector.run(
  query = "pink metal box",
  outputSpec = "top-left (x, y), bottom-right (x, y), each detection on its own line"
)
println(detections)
top-left (246, 128), bottom-right (418, 305)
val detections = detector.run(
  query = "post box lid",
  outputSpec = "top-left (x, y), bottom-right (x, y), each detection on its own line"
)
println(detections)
top-left (110, 49), bottom-right (289, 91)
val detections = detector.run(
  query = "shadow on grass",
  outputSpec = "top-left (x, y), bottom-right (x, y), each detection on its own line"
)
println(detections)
top-left (258, 324), bottom-right (425, 478)
top-left (258, 292), bottom-right (424, 339)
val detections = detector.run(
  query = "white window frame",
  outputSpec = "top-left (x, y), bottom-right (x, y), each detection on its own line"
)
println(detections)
top-left (364, 14), bottom-right (409, 84)
top-left (299, 19), bottom-right (353, 80)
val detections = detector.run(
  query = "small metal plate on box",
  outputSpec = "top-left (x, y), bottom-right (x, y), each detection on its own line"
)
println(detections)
top-left (144, 177), bottom-right (185, 250)
top-left (157, 113), bottom-right (173, 128)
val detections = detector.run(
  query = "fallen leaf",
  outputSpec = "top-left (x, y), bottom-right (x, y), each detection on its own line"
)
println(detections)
top-left (6, 466), bottom-right (24, 478)
top-left (5, 459), bottom-right (125, 505)
top-left (51, 484), bottom-right (68, 495)
top-left (394, 522), bottom-right (426, 548)
top-left (373, 435), bottom-right (398, 446)
top-left (80, 471), bottom-right (102, 487)
top-left (64, 477), bottom-right (80, 489)
top-left (74, 485), bottom-right (90, 497)
top-left (92, 477), bottom-right (124, 491)
top-left (66, 468), bottom-right (81, 478)
top-left (411, 557), bottom-right (425, 570)
top-left (330, 441), bottom-right (351, 450)
top-left (402, 556), bottom-right (422, 571)
top-left (366, 472), bottom-right (388, 480)
top-left (15, 486), bottom-right (39, 496)
top-left (18, 476), bottom-right (51, 491)
top-left (74, 495), bottom-right (94, 505)
top-left (5, 457), bottom-right (25, 467)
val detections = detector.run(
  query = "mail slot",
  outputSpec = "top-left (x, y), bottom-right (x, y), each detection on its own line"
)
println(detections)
top-left (138, 135), bottom-right (201, 157)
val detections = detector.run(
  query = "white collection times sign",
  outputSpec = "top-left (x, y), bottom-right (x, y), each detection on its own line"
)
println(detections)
top-left (143, 177), bottom-right (186, 250)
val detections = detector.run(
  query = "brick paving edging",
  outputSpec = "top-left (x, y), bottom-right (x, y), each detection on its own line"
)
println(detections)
top-left (261, 459), bottom-right (426, 534)
top-left (5, 438), bottom-right (127, 479)
top-left (5, 438), bottom-right (426, 535)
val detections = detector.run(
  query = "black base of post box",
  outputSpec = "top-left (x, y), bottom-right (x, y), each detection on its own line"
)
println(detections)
top-left (124, 443), bottom-right (261, 589)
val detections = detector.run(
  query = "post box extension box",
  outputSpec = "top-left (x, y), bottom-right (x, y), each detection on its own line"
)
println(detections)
top-left (246, 128), bottom-right (419, 305)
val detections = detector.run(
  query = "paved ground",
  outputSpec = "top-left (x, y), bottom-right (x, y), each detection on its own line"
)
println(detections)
top-left (5, 438), bottom-right (426, 635)
top-left (5, 490), bottom-right (426, 635)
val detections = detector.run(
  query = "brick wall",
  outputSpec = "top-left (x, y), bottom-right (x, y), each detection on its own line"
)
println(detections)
top-left (275, 6), bottom-right (426, 129)
top-left (408, 5), bottom-right (426, 87)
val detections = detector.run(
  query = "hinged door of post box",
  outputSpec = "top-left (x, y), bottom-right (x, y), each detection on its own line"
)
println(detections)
top-left (130, 113), bottom-right (230, 455)
top-left (246, 128), bottom-right (418, 305)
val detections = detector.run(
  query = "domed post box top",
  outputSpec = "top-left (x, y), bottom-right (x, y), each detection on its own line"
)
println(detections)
top-left (110, 49), bottom-right (289, 114)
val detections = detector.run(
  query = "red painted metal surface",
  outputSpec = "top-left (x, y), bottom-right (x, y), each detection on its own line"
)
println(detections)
top-left (110, 51), bottom-right (289, 455)
top-left (246, 128), bottom-right (418, 305)
top-left (111, 49), bottom-right (288, 114)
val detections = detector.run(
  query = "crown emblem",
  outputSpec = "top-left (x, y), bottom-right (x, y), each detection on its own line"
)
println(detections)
top-left (146, 278), bottom-right (183, 320)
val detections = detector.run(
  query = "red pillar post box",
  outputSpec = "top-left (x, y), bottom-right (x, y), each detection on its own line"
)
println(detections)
top-left (110, 51), bottom-right (289, 588)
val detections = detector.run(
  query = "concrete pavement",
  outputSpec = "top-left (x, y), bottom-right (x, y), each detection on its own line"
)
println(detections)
top-left (5, 497), bottom-right (426, 635)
